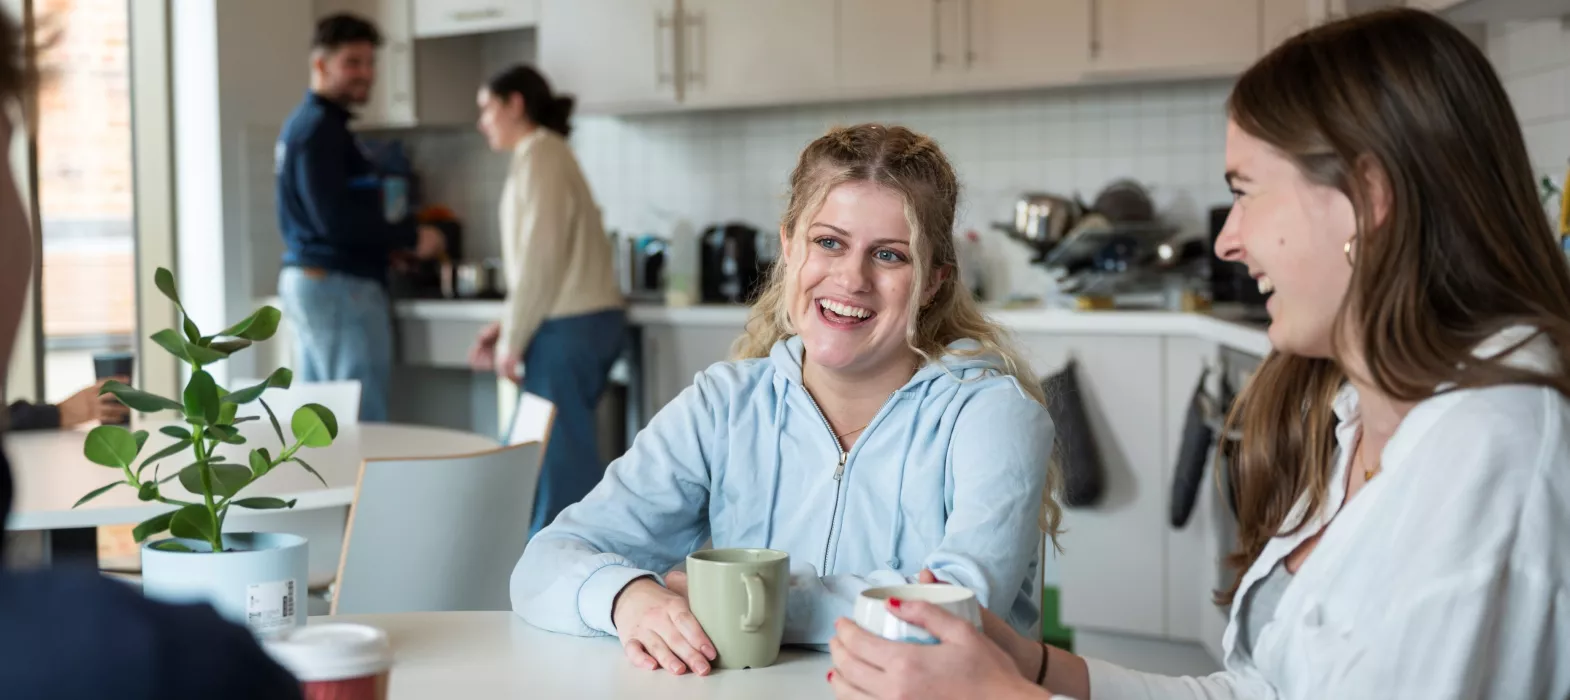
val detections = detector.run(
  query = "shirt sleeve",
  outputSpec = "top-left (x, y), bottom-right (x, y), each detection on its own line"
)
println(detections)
top-left (498, 144), bottom-right (574, 360)
top-left (1084, 658), bottom-right (1274, 700)
top-left (4, 400), bottom-right (60, 431)
top-left (292, 125), bottom-right (417, 253)
top-left (782, 381), bottom-right (1054, 645)
top-left (509, 372), bottom-right (720, 637)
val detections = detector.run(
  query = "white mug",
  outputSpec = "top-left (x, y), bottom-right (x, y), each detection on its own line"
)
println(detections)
top-left (853, 583), bottom-right (982, 644)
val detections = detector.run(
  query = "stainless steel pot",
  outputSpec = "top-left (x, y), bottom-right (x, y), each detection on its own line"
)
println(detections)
top-left (1009, 192), bottom-right (1082, 246)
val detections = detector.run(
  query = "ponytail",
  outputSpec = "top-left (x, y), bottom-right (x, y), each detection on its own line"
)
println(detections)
top-left (485, 64), bottom-right (574, 138)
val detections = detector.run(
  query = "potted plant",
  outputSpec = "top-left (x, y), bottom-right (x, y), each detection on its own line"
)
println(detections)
top-left (73, 268), bottom-right (338, 635)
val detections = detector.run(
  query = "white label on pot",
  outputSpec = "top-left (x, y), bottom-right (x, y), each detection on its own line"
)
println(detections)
top-left (247, 579), bottom-right (296, 634)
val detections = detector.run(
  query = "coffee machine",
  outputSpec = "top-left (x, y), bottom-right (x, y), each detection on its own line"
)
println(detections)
top-left (699, 222), bottom-right (765, 304)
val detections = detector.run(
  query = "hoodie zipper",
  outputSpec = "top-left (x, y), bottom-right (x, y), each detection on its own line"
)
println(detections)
top-left (801, 387), bottom-right (894, 576)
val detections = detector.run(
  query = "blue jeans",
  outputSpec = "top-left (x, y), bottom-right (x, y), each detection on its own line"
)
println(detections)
top-left (512, 308), bottom-right (628, 538)
top-left (277, 267), bottom-right (392, 422)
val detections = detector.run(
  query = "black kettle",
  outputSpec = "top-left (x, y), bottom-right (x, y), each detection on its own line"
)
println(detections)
top-left (700, 222), bottom-right (765, 304)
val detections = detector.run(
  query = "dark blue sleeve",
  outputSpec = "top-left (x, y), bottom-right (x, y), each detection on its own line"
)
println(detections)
top-left (293, 125), bottom-right (417, 253)
top-left (0, 568), bottom-right (304, 700)
top-left (4, 400), bottom-right (60, 431)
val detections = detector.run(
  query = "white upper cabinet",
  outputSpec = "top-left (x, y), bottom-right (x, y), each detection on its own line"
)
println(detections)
top-left (539, 0), bottom-right (681, 114)
top-left (680, 0), bottom-right (838, 108)
top-left (957, 0), bottom-right (1091, 91)
top-left (1089, 0), bottom-right (1262, 76)
top-left (413, 0), bottom-right (539, 39)
top-left (837, 0), bottom-right (947, 96)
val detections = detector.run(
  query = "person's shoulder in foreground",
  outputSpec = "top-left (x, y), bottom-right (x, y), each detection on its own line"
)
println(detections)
top-left (0, 566), bottom-right (302, 700)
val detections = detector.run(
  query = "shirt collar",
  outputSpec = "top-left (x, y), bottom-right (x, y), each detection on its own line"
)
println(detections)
top-left (308, 90), bottom-right (353, 121)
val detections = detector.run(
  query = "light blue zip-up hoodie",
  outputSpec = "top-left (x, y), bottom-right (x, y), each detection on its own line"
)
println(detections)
top-left (511, 335), bottom-right (1054, 644)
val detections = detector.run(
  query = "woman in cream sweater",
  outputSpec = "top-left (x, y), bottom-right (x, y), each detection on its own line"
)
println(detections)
top-left (471, 64), bottom-right (626, 538)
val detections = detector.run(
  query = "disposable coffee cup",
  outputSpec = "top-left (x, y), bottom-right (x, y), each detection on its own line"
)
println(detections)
top-left (263, 623), bottom-right (392, 700)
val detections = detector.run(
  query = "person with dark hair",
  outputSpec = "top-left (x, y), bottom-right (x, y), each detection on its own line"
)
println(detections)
top-left (469, 64), bottom-right (625, 538)
top-left (0, 9), bottom-right (303, 698)
top-left (828, 8), bottom-right (1570, 700)
top-left (275, 12), bottom-right (445, 422)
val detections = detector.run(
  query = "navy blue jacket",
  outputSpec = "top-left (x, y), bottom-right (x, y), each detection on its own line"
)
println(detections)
top-left (276, 91), bottom-right (416, 283)
top-left (0, 442), bottom-right (303, 699)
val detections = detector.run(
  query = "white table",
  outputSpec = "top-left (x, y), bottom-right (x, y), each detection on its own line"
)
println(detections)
top-left (313, 612), bottom-right (834, 699)
top-left (3, 421), bottom-right (498, 564)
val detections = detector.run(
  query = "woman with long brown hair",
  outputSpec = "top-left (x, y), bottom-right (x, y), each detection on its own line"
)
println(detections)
top-left (512, 123), bottom-right (1060, 678)
top-left (828, 8), bottom-right (1570, 699)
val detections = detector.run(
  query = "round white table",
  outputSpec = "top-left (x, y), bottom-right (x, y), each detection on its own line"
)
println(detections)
top-left (4, 421), bottom-right (498, 532)
top-left (313, 612), bottom-right (834, 699)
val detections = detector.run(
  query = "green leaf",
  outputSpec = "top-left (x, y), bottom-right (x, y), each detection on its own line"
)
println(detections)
top-left (183, 316), bottom-right (201, 344)
top-left (232, 416), bottom-right (259, 425)
top-left (259, 398), bottom-right (285, 445)
top-left (154, 268), bottom-right (181, 308)
top-left (249, 449), bottom-right (271, 478)
top-left (133, 430), bottom-right (149, 454)
top-left (150, 540), bottom-right (196, 553)
top-left (149, 329), bottom-right (191, 362)
top-left (132, 509), bottom-right (176, 542)
top-left (206, 425), bottom-right (245, 446)
top-left (293, 457), bottom-right (327, 488)
top-left (290, 404), bottom-right (338, 448)
top-left (100, 380), bottom-right (183, 413)
top-left (177, 462), bottom-right (250, 499)
top-left (84, 426), bottom-right (139, 468)
top-left (220, 368), bottom-right (293, 405)
top-left (137, 438), bottom-right (191, 473)
top-left (231, 497), bottom-right (295, 510)
top-left (159, 425), bottom-right (191, 440)
top-left (169, 504), bottom-right (216, 542)
top-left (73, 480), bottom-right (125, 508)
top-left (183, 370), bottom-right (220, 424)
top-left (183, 342), bottom-right (227, 365)
top-left (209, 338), bottom-right (252, 354)
top-left (218, 400), bottom-right (239, 426)
top-left (220, 306), bottom-right (282, 341)
top-left (137, 481), bottom-right (158, 501)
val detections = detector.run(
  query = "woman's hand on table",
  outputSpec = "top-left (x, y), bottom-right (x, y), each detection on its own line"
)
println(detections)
top-left (611, 577), bottom-right (717, 676)
top-left (828, 596), bottom-right (1042, 700)
top-left (469, 323), bottom-right (500, 372)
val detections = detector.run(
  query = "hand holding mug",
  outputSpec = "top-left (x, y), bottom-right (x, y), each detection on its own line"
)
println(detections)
top-left (611, 578), bottom-right (716, 676)
top-left (829, 597), bottom-right (1035, 700)
top-left (916, 569), bottom-right (1042, 679)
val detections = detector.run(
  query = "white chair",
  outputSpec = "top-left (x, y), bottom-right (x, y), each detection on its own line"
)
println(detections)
top-left (331, 438), bottom-right (548, 615)
top-left (231, 378), bottom-right (362, 424)
top-left (505, 392), bottom-right (557, 447)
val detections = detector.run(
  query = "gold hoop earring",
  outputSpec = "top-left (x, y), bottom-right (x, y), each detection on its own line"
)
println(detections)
top-left (1343, 236), bottom-right (1357, 267)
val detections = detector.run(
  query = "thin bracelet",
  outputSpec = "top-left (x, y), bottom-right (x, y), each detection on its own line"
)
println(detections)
top-left (1035, 642), bottom-right (1050, 686)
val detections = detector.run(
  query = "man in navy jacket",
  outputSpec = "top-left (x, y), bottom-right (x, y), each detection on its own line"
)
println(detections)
top-left (276, 13), bottom-right (444, 422)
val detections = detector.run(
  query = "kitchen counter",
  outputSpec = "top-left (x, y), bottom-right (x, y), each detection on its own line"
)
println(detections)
top-left (386, 298), bottom-right (1274, 357)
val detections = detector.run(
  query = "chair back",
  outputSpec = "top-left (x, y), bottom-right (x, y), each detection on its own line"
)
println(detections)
top-left (331, 441), bottom-right (544, 614)
top-left (233, 379), bottom-right (362, 424)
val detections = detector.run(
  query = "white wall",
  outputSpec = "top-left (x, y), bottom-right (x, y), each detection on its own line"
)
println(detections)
top-left (174, 0), bottom-right (313, 386)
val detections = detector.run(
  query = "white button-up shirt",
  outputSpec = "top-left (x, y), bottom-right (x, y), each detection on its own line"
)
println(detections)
top-left (1086, 327), bottom-right (1570, 699)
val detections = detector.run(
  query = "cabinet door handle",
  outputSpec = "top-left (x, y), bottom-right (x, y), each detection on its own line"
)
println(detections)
top-left (655, 10), bottom-right (676, 87)
top-left (962, 0), bottom-right (976, 68)
top-left (451, 7), bottom-right (504, 22)
top-left (1089, 0), bottom-right (1101, 59)
top-left (685, 10), bottom-right (705, 87)
top-left (931, 0), bottom-right (945, 70)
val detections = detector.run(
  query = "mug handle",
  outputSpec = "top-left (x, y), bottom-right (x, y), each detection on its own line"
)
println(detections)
top-left (740, 573), bottom-right (766, 632)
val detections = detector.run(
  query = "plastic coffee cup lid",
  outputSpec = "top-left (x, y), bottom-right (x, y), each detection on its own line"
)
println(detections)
top-left (263, 623), bottom-right (393, 682)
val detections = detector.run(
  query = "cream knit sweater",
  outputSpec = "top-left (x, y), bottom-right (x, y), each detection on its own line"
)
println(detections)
top-left (496, 128), bottom-right (624, 361)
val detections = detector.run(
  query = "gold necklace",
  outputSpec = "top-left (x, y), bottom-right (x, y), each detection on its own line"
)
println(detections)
top-left (1356, 439), bottom-right (1381, 482)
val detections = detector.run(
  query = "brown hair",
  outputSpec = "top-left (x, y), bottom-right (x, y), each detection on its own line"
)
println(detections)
top-left (733, 123), bottom-right (1064, 547)
top-left (1217, 7), bottom-right (1570, 604)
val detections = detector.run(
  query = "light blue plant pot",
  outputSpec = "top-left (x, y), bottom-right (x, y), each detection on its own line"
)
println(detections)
top-left (140, 532), bottom-right (309, 636)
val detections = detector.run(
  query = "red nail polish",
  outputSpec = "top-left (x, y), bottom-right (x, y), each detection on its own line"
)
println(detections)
top-left (827, 670), bottom-right (835, 682)
top-left (889, 597), bottom-right (903, 609)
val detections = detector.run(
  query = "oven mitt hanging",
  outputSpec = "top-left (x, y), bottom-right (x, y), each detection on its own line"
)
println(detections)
top-left (1042, 359), bottom-right (1104, 507)
top-left (1169, 367), bottom-right (1214, 529)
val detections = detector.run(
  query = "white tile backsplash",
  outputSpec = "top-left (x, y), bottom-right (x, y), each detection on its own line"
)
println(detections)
top-left (1490, 18), bottom-right (1570, 183)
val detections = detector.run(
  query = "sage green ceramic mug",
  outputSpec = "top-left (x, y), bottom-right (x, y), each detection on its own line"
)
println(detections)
top-left (685, 548), bottom-right (790, 670)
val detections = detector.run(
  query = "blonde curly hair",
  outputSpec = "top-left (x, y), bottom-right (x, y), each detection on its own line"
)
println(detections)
top-left (731, 123), bottom-right (1063, 547)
